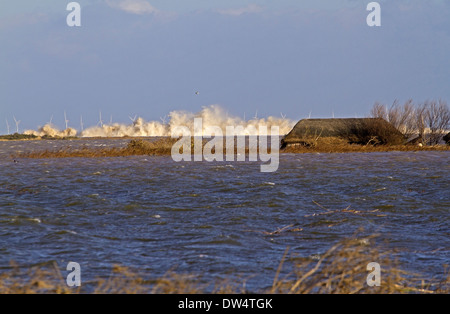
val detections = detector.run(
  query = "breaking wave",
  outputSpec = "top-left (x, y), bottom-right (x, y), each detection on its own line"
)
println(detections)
top-left (24, 105), bottom-right (295, 138)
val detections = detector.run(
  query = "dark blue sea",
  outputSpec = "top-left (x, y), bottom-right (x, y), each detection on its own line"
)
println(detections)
top-left (0, 139), bottom-right (448, 291)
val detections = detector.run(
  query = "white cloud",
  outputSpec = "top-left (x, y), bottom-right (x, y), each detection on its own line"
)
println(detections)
top-left (216, 4), bottom-right (263, 16)
top-left (106, 0), bottom-right (158, 15)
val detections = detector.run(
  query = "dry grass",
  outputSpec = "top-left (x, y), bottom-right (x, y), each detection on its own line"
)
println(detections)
top-left (1, 234), bottom-right (448, 294)
top-left (270, 234), bottom-right (443, 294)
top-left (0, 261), bottom-right (73, 294)
top-left (14, 137), bottom-right (450, 160)
top-left (0, 133), bottom-right (78, 141)
top-left (281, 137), bottom-right (450, 154)
top-left (17, 138), bottom-right (178, 159)
top-left (16, 137), bottom-right (277, 159)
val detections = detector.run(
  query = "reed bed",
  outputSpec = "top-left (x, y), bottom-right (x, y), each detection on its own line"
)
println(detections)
top-left (14, 137), bottom-right (450, 160)
top-left (17, 138), bottom-right (177, 159)
top-left (281, 137), bottom-right (450, 153)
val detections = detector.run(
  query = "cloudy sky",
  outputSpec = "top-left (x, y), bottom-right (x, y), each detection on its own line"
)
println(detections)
top-left (1, 0), bottom-right (450, 132)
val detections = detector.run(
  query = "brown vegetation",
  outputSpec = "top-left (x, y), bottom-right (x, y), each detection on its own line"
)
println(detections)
top-left (270, 234), bottom-right (448, 294)
top-left (17, 138), bottom-right (178, 159)
top-left (280, 118), bottom-right (406, 150)
top-left (345, 118), bottom-right (405, 145)
top-left (16, 137), bottom-right (279, 159)
top-left (0, 133), bottom-right (38, 141)
top-left (0, 133), bottom-right (79, 141)
top-left (281, 137), bottom-right (449, 154)
top-left (14, 136), bottom-right (450, 160)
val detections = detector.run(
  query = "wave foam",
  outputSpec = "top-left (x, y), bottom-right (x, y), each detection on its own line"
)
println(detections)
top-left (24, 105), bottom-right (295, 138)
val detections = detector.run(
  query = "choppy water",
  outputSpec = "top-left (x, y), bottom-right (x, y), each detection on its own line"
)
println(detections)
top-left (0, 139), bottom-right (449, 291)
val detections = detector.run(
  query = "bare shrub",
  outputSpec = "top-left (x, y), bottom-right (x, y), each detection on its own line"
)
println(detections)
top-left (397, 99), bottom-right (416, 137)
top-left (370, 100), bottom-right (416, 137)
top-left (370, 102), bottom-right (388, 121)
top-left (387, 100), bottom-right (401, 130)
top-left (370, 99), bottom-right (450, 145)
top-left (270, 231), bottom-right (448, 294)
top-left (414, 102), bottom-right (429, 144)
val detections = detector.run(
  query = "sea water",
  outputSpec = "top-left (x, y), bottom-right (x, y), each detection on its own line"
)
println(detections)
top-left (0, 139), bottom-right (448, 291)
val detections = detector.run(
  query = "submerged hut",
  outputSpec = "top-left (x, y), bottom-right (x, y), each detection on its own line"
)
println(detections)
top-left (444, 132), bottom-right (450, 145)
top-left (281, 118), bottom-right (405, 148)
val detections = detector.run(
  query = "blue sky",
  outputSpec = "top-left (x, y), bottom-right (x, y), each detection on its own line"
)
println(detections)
top-left (1, 0), bottom-right (450, 132)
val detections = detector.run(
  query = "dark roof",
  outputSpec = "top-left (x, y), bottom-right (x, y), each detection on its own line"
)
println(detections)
top-left (282, 118), bottom-right (405, 145)
top-left (444, 132), bottom-right (450, 143)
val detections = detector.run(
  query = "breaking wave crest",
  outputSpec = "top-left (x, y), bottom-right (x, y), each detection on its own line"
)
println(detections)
top-left (24, 105), bottom-right (295, 138)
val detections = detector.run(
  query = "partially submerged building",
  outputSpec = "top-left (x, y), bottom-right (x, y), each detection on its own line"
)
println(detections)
top-left (444, 132), bottom-right (450, 145)
top-left (281, 118), bottom-right (405, 148)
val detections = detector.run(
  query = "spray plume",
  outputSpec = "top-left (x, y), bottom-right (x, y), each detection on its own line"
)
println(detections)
top-left (24, 105), bottom-right (295, 138)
